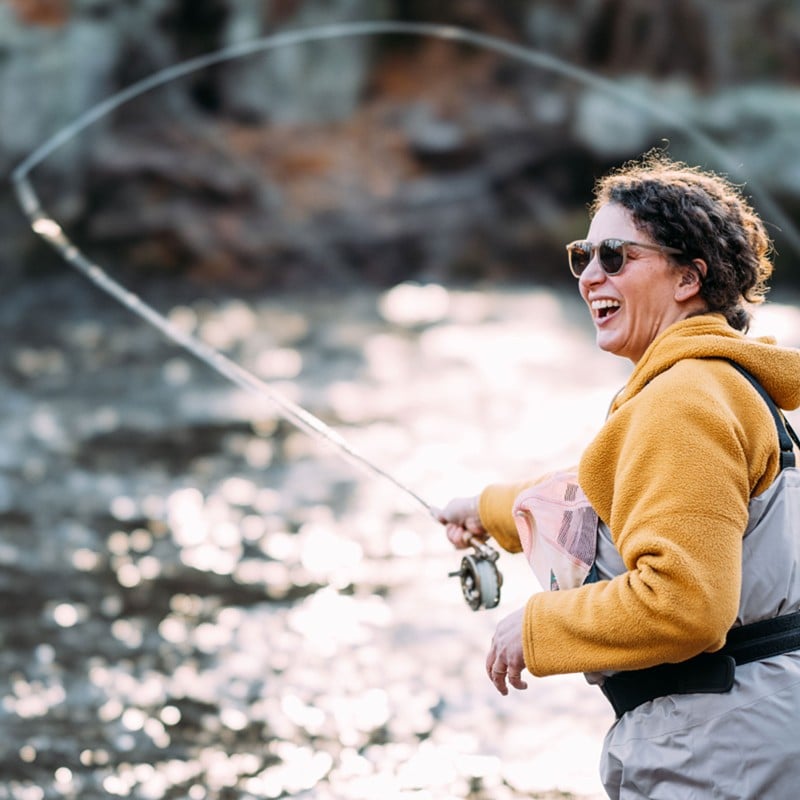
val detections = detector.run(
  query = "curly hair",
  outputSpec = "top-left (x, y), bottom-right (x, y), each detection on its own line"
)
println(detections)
top-left (589, 150), bottom-right (774, 331)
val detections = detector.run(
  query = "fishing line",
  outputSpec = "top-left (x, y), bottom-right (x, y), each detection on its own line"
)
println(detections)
top-left (13, 176), bottom-right (436, 516)
top-left (12, 20), bottom-right (800, 519)
top-left (13, 21), bottom-right (800, 253)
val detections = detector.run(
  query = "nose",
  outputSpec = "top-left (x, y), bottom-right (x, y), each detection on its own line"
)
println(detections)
top-left (578, 250), bottom-right (606, 290)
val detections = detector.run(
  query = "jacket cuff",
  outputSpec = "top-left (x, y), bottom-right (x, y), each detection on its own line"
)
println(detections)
top-left (478, 482), bottom-right (526, 553)
top-left (522, 594), bottom-right (539, 674)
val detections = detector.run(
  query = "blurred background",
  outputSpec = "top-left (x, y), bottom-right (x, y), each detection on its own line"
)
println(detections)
top-left (2, 2), bottom-right (800, 799)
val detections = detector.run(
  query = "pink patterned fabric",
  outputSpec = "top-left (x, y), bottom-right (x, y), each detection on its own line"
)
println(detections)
top-left (513, 472), bottom-right (598, 591)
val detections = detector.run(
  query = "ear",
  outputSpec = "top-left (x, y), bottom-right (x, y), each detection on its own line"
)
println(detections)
top-left (674, 259), bottom-right (707, 302)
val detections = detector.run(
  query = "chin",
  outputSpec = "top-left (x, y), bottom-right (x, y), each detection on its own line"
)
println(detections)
top-left (595, 334), bottom-right (619, 356)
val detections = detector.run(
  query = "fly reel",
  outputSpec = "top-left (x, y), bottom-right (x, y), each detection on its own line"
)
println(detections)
top-left (449, 538), bottom-right (502, 611)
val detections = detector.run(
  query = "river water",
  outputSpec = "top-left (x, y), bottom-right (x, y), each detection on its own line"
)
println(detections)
top-left (3, 274), bottom-right (799, 800)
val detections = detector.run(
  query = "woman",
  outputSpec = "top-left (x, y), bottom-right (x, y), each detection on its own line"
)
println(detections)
top-left (438, 152), bottom-right (800, 799)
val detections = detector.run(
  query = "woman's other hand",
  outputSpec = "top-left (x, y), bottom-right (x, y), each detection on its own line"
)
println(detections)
top-left (486, 607), bottom-right (528, 695)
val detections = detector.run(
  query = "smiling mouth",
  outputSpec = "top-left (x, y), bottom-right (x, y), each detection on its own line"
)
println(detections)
top-left (591, 298), bottom-right (621, 321)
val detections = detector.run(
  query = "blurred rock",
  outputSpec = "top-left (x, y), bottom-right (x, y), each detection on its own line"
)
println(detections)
top-left (572, 77), bottom-right (800, 191)
top-left (4, 1), bottom-right (800, 296)
top-left (218, 0), bottom-right (390, 123)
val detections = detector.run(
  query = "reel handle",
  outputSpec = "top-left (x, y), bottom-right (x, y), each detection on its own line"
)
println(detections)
top-left (465, 534), bottom-right (499, 563)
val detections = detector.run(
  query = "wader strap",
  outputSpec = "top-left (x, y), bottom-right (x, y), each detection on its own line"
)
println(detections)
top-left (726, 360), bottom-right (799, 470)
top-left (600, 610), bottom-right (800, 717)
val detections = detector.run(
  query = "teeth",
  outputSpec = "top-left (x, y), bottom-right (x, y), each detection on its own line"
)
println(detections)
top-left (591, 299), bottom-right (621, 310)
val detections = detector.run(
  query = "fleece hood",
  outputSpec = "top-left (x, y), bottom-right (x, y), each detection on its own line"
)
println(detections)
top-left (611, 313), bottom-right (800, 414)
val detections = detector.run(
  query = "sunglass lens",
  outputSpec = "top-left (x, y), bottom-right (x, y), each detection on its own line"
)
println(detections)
top-left (569, 242), bottom-right (592, 275)
top-left (599, 241), bottom-right (625, 274)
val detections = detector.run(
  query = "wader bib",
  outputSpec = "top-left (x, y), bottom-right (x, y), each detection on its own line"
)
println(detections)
top-left (595, 364), bottom-right (800, 799)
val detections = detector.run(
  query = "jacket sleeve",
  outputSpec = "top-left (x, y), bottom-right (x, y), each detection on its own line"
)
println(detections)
top-left (478, 480), bottom-right (530, 553)
top-left (521, 366), bottom-right (776, 677)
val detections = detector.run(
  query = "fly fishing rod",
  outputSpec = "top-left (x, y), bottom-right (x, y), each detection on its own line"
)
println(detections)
top-left (13, 173), bottom-right (503, 611)
top-left (14, 20), bottom-right (799, 612)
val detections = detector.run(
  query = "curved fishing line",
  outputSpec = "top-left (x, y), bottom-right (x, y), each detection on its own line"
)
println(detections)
top-left (14, 175), bottom-right (435, 515)
top-left (12, 20), bottom-right (800, 253)
top-left (11, 21), bottom-right (800, 515)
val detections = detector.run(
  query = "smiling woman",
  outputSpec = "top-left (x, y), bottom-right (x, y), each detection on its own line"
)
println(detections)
top-left (437, 151), bottom-right (800, 799)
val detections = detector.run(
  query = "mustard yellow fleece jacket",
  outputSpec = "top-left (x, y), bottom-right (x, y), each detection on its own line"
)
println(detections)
top-left (479, 314), bottom-right (800, 677)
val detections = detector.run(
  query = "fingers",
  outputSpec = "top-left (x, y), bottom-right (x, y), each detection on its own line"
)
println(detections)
top-left (436, 497), bottom-right (483, 530)
top-left (489, 667), bottom-right (509, 695)
top-left (486, 646), bottom-right (511, 696)
top-left (445, 523), bottom-right (472, 549)
top-left (507, 671), bottom-right (528, 691)
top-left (465, 517), bottom-right (486, 536)
top-left (435, 497), bottom-right (488, 552)
top-left (433, 505), bottom-right (466, 548)
top-left (486, 613), bottom-right (528, 696)
top-left (486, 648), bottom-right (507, 695)
top-left (486, 660), bottom-right (528, 695)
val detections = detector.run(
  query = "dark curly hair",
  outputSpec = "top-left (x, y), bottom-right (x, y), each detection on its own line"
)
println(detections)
top-left (589, 150), bottom-right (774, 331)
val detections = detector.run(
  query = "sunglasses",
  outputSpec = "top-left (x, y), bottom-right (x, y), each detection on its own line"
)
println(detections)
top-left (566, 239), bottom-right (684, 278)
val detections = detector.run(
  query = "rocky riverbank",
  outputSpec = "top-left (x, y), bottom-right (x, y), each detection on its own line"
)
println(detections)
top-left (4, 1), bottom-right (800, 297)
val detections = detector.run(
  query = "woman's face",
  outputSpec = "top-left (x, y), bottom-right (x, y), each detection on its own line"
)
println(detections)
top-left (578, 203), bottom-right (696, 364)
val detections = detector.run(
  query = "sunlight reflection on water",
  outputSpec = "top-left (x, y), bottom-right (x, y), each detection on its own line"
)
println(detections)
top-left (6, 283), bottom-right (800, 799)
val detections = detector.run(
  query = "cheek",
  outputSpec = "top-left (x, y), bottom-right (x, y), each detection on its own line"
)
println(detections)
top-left (619, 271), bottom-right (665, 313)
